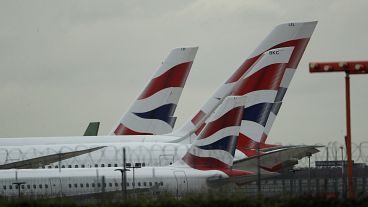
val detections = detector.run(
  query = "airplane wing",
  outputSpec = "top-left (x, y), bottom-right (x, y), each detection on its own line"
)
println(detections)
top-left (0, 146), bottom-right (105, 169)
top-left (83, 122), bottom-right (100, 136)
top-left (207, 170), bottom-right (279, 187)
top-left (233, 145), bottom-right (321, 172)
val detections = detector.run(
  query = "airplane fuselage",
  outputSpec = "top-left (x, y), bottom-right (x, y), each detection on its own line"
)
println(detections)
top-left (0, 135), bottom-right (247, 169)
top-left (0, 166), bottom-right (227, 198)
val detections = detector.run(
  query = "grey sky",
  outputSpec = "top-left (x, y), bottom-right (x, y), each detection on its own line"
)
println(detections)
top-left (0, 0), bottom-right (367, 146)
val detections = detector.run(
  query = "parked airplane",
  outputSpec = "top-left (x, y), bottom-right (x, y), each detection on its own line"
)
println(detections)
top-left (0, 22), bottom-right (318, 173)
top-left (0, 97), bottom-right (267, 198)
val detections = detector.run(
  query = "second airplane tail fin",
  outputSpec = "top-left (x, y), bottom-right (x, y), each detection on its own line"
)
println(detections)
top-left (231, 21), bottom-right (317, 156)
top-left (173, 22), bottom-right (317, 145)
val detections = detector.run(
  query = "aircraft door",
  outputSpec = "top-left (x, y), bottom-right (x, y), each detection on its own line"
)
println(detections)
top-left (49, 178), bottom-right (62, 197)
top-left (173, 171), bottom-right (188, 197)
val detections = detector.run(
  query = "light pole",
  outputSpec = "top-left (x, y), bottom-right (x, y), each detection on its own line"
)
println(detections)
top-left (306, 152), bottom-right (312, 194)
top-left (340, 146), bottom-right (345, 198)
top-left (309, 60), bottom-right (368, 199)
top-left (289, 169), bottom-right (300, 196)
top-left (256, 143), bottom-right (261, 197)
top-left (126, 163), bottom-right (142, 194)
top-left (12, 182), bottom-right (25, 198)
top-left (115, 148), bottom-right (130, 200)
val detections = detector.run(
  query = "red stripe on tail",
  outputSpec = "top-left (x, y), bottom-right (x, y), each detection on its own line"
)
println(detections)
top-left (114, 123), bottom-right (153, 135)
top-left (139, 62), bottom-right (193, 99)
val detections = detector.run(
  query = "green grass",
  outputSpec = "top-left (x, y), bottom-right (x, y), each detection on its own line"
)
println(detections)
top-left (1, 194), bottom-right (367, 207)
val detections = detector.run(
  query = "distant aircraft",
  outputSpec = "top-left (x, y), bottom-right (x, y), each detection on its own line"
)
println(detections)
top-left (0, 97), bottom-right (274, 198)
top-left (83, 122), bottom-right (100, 136)
top-left (0, 22), bottom-right (318, 173)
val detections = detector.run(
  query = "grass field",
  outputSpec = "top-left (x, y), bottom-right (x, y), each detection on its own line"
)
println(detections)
top-left (1, 194), bottom-right (367, 207)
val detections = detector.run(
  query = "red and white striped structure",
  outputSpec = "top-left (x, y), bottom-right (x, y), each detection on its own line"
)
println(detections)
top-left (175, 22), bottom-right (317, 158)
top-left (112, 47), bottom-right (198, 135)
top-left (182, 96), bottom-right (251, 176)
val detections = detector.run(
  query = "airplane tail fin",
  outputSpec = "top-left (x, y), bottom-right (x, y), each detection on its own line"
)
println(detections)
top-left (181, 96), bottom-right (244, 170)
top-left (111, 47), bottom-right (198, 135)
top-left (173, 22), bottom-right (317, 144)
top-left (83, 122), bottom-right (100, 136)
top-left (231, 21), bottom-right (318, 156)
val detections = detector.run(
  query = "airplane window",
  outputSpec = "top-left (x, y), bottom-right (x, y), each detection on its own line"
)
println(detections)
top-left (101, 164), bottom-right (105, 167)
top-left (103, 183), bottom-right (106, 187)
top-left (115, 183), bottom-right (118, 187)
top-left (48, 166), bottom-right (52, 169)
top-left (149, 182), bottom-right (152, 186)
top-left (160, 182), bottom-right (163, 186)
top-left (74, 184), bottom-right (77, 188)
top-left (86, 183), bottom-right (89, 187)
top-left (138, 182), bottom-right (141, 187)
top-left (143, 182), bottom-right (146, 186)
top-left (33, 185), bottom-right (36, 189)
top-left (132, 182), bottom-right (135, 187)
top-left (75, 165), bottom-right (78, 168)
top-left (55, 165), bottom-right (58, 168)
top-left (108, 164), bottom-right (112, 167)
top-left (126, 182), bottom-right (129, 187)
top-left (15, 185), bottom-right (18, 189)
top-left (97, 183), bottom-right (101, 187)
top-left (114, 164), bottom-right (118, 167)
top-left (155, 182), bottom-right (158, 186)
top-left (109, 183), bottom-right (112, 187)
top-left (62, 165), bottom-right (65, 168)
top-left (80, 184), bottom-right (83, 188)
top-left (69, 184), bottom-right (72, 188)
top-left (142, 163), bottom-right (146, 167)
top-left (81, 164), bottom-right (85, 168)
top-left (68, 165), bottom-right (72, 168)
top-left (92, 183), bottom-right (95, 187)
top-left (45, 184), bottom-right (48, 188)
top-left (3, 186), bottom-right (5, 190)
top-left (9, 185), bottom-right (12, 190)
top-left (27, 185), bottom-right (30, 189)
top-left (95, 164), bottom-right (98, 168)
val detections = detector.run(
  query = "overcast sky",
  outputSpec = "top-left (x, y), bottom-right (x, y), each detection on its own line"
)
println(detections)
top-left (0, 0), bottom-right (367, 147)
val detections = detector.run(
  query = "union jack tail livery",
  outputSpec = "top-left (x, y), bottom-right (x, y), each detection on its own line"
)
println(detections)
top-left (182, 96), bottom-right (244, 171)
top-left (230, 22), bottom-right (317, 156)
top-left (174, 22), bottom-right (317, 145)
top-left (111, 47), bottom-right (198, 135)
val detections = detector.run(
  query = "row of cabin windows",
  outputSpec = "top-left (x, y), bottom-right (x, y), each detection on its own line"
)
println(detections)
top-left (3, 184), bottom-right (49, 190)
top-left (43, 163), bottom-right (146, 169)
top-left (2, 181), bottom-right (163, 190)
top-left (67, 181), bottom-right (163, 189)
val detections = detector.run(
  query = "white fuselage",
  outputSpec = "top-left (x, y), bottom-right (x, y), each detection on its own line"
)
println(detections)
top-left (0, 135), bottom-right (246, 169)
top-left (0, 165), bottom-right (228, 198)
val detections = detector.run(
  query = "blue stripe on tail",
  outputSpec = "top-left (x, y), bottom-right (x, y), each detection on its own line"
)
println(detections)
top-left (134, 103), bottom-right (177, 127)
top-left (197, 136), bottom-right (238, 155)
top-left (242, 103), bottom-right (273, 126)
